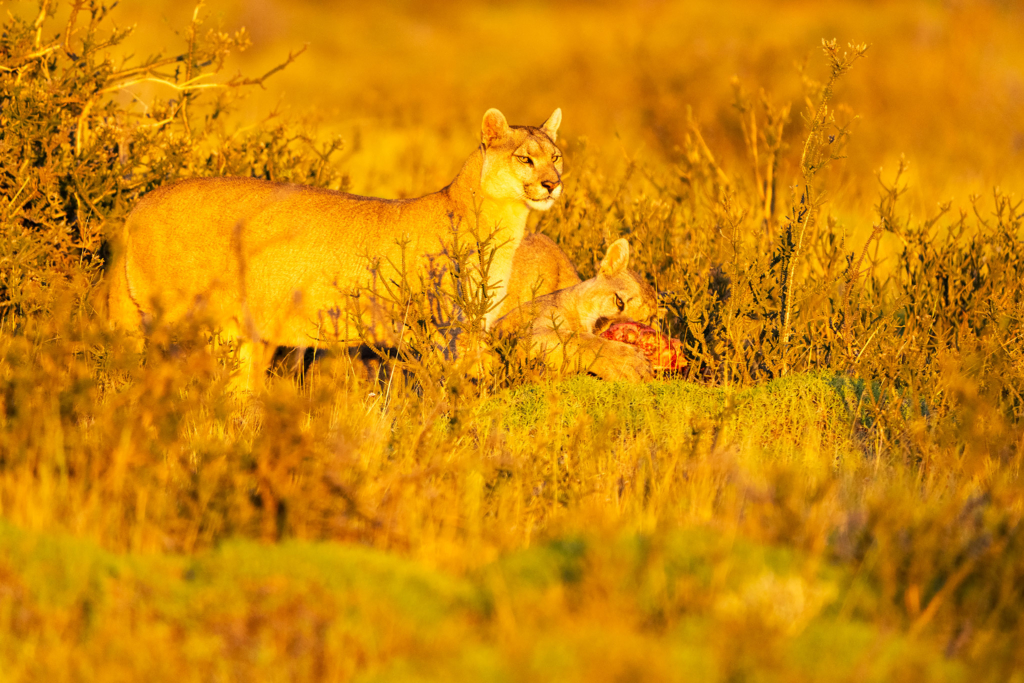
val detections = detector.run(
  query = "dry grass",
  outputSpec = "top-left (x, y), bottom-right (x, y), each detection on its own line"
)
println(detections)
top-left (1, 0), bottom-right (1023, 680)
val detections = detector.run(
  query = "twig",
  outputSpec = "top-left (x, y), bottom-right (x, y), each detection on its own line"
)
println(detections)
top-left (33, 0), bottom-right (50, 49)
top-left (229, 44), bottom-right (309, 89)
top-left (74, 98), bottom-right (95, 157)
top-left (182, 2), bottom-right (203, 137)
top-left (62, 0), bottom-right (85, 57)
top-left (97, 73), bottom-right (222, 95)
top-left (685, 109), bottom-right (731, 187)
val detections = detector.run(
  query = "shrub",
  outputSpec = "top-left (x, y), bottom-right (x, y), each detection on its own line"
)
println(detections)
top-left (0, 0), bottom-right (341, 320)
top-left (1, 2), bottom-right (1024, 675)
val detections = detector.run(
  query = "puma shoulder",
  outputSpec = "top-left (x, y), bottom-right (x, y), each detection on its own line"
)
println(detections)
top-left (499, 233), bottom-right (582, 319)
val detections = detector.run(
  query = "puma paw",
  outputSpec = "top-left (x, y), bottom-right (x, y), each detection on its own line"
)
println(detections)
top-left (590, 340), bottom-right (653, 382)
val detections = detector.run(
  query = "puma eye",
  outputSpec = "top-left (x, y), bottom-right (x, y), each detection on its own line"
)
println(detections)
top-left (517, 155), bottom-right (533, 165)
top-left (614, 294), bottom-right (625, 312)
top-left (552, 154), bottom-right (562, 163)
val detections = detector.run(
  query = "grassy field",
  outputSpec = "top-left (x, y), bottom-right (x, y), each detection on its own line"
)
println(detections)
top-left (1, 0), bottom-right (1023, 680)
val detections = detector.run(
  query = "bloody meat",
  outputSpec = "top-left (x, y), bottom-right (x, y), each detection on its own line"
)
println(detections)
top-left (599, 322), bottom-right (686, 372)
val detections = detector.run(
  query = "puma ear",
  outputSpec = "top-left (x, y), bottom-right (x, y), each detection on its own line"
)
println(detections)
top-left (599, 238), bottom-right (630, 276)
top-left (481, 108), bottom-right (510, 147)
top-left (541, 107), bottom-right (562, 142)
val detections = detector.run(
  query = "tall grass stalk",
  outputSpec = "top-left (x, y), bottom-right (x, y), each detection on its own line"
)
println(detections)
top-left (780, 39), bottom-right (868, 374)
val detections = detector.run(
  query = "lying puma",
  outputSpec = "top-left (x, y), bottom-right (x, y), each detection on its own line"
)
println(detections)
top-left (494, 238), bottom-right (656, 381)
top-left (498, 232), bottom-right (582, 318)
top-left (107, 108), bottom-right (564, 388)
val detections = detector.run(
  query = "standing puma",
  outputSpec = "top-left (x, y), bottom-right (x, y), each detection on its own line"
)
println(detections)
top-left (494, 238), bottom-right (656, 381)
top-left (107, 108), bottom-right (564, 388)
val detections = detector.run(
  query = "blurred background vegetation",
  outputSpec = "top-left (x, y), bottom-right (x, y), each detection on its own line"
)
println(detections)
top-left (116, 0), bottom-right (1024, 212)
top-left (1, 0), bottom-right (1023, 680)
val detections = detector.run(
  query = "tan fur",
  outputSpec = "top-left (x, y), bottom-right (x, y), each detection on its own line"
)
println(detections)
top-left (107, 108), bottom-right (564, 388)
top-left (498, 233), bottom-right (582, 318)
top-left (494, 238), bottom-right (657, 382)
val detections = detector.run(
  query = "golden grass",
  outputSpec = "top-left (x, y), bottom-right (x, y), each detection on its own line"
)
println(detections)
top-left (1, 0), bottom-right (1023, 680)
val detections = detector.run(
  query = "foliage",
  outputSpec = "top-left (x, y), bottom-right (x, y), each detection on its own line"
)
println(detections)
top-left (1, 1), bottom-right (1023, 680)
top-left (0, 0), bottom-right (339, 319)
top-left (0, 521), bottom-right (974, 682)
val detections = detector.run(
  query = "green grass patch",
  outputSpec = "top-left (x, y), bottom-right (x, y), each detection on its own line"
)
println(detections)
top-left (491, 372), bottom-right (864, 464)
top-left (0, 520), bottom-right (965, 682)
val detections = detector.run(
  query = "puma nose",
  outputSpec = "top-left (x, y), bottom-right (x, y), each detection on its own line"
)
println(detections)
top-left (541, 179), bottom-right (561, 193)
